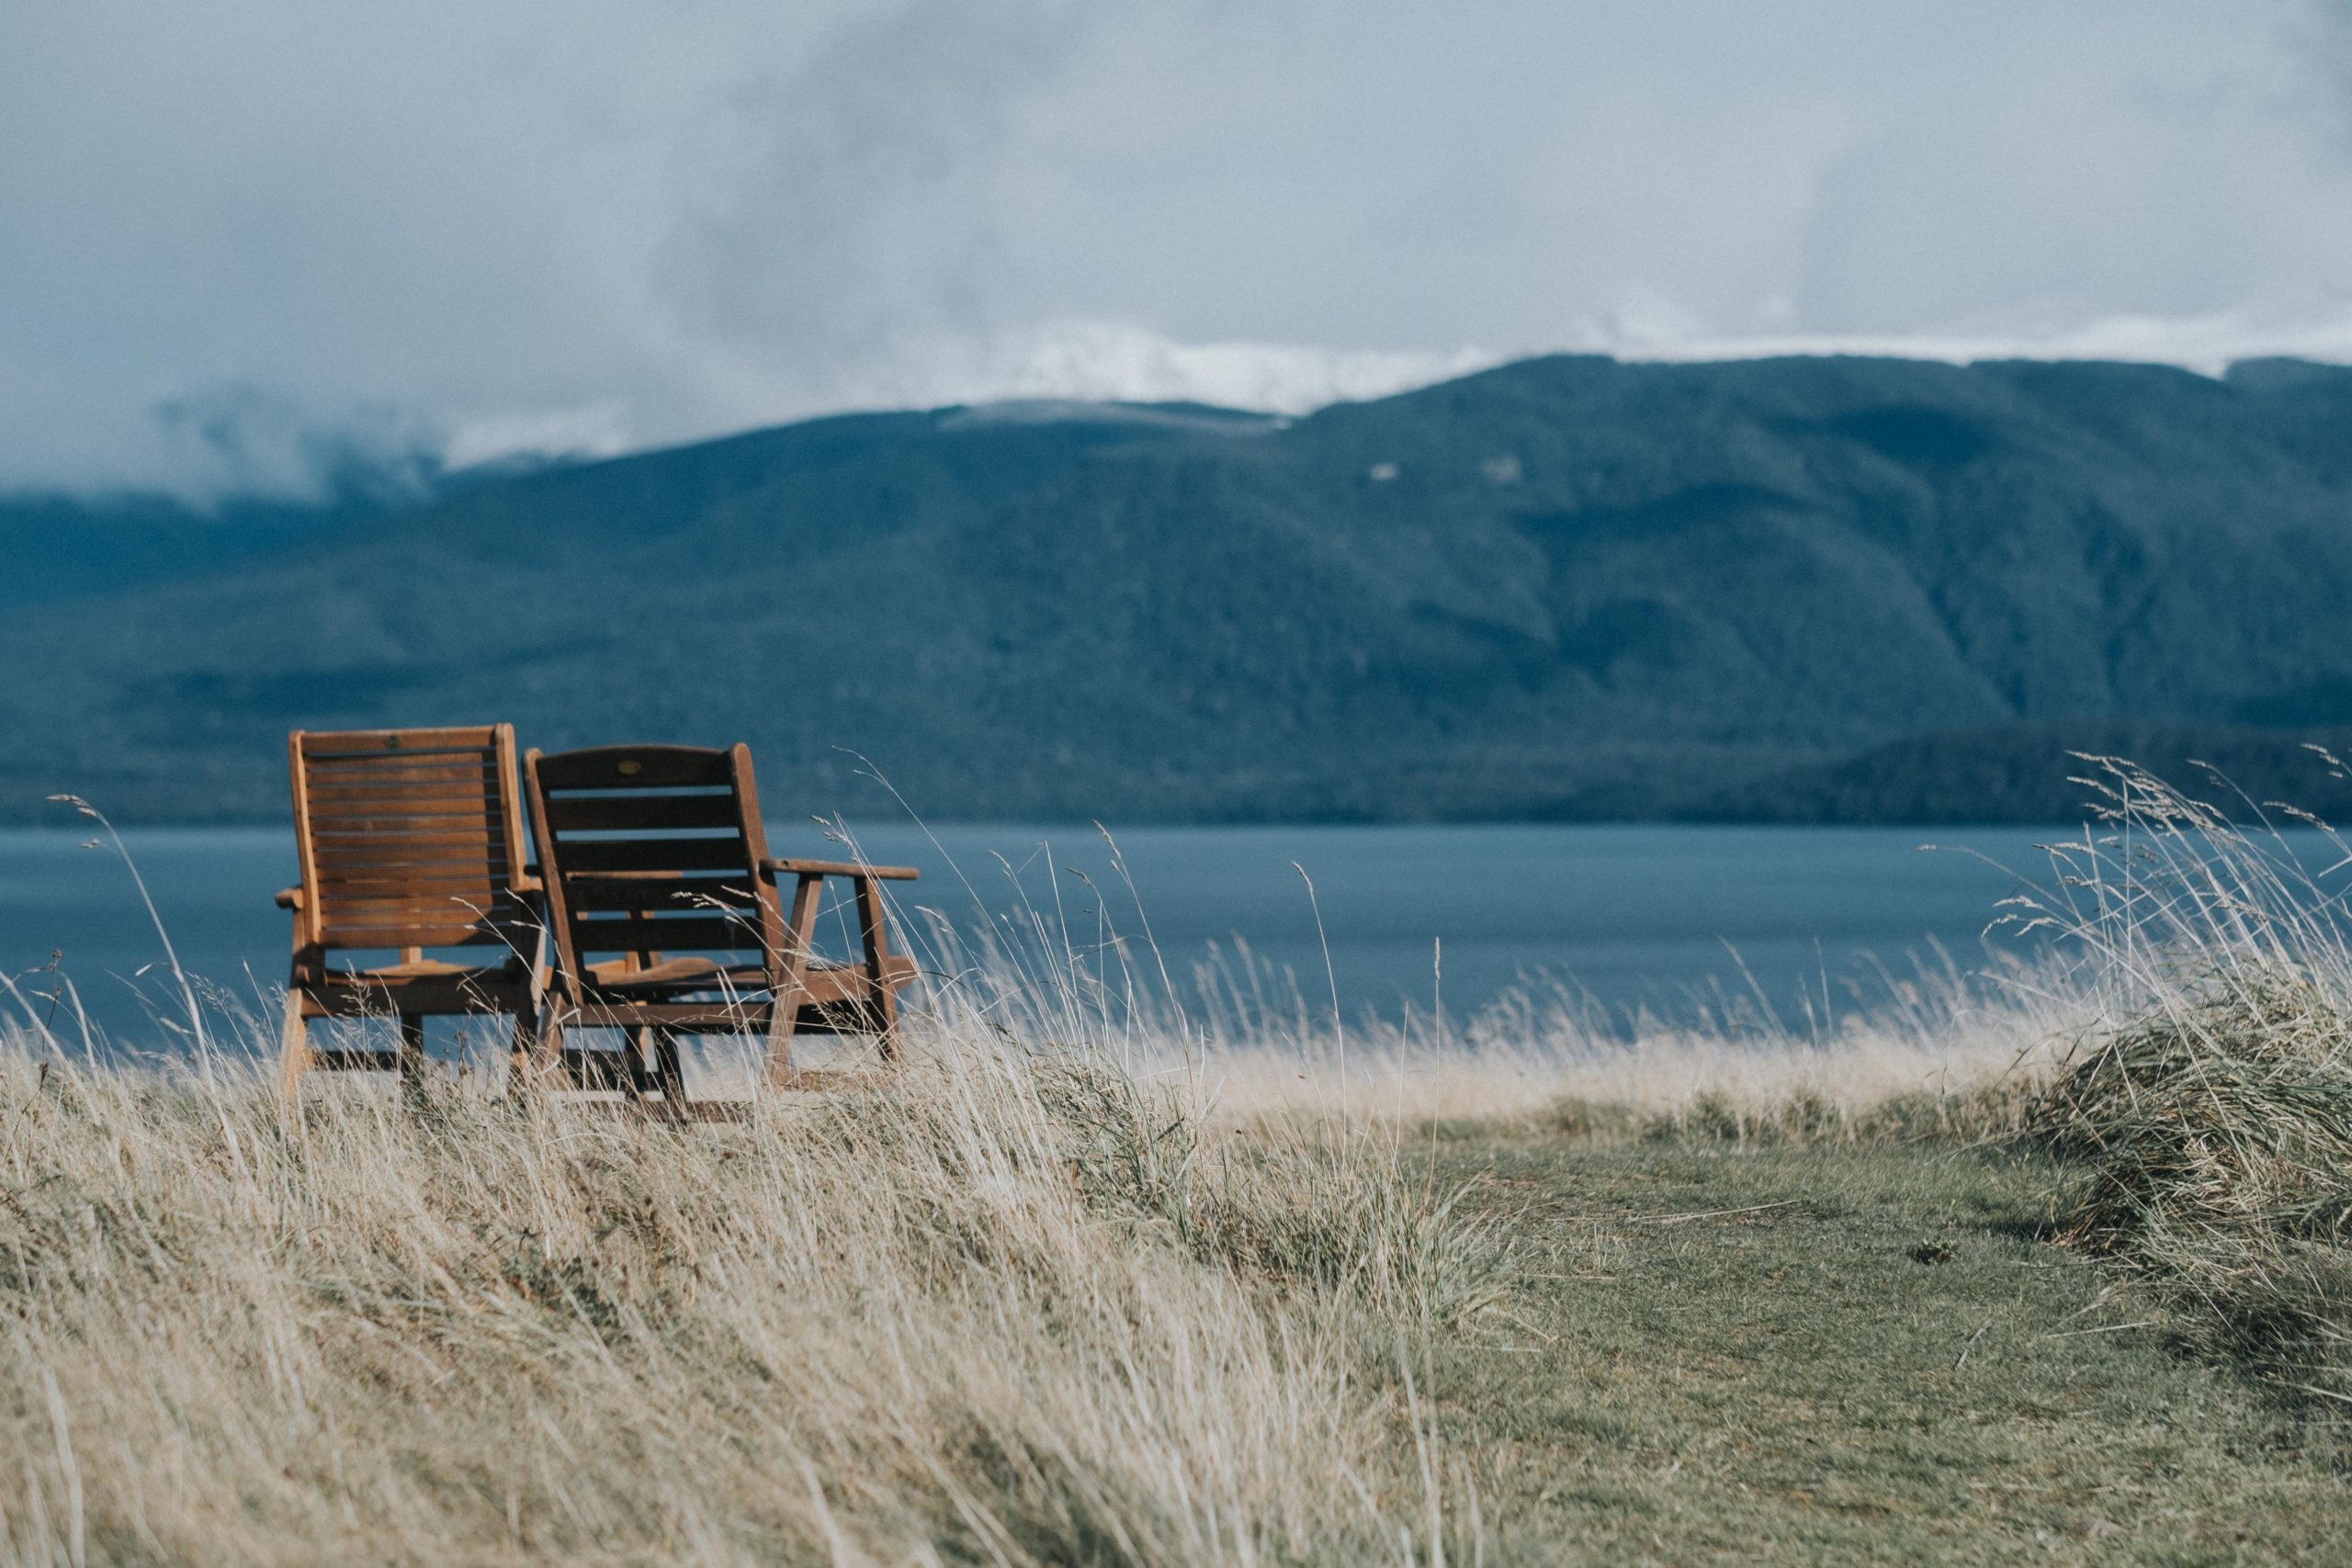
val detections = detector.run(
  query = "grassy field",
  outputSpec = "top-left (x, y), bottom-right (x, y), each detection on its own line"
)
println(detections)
top-left (4, 1053), bottom-right (2345, 1566)
top-left (1416, 1130), bottom-right (2345, 1564)
top-left (5, 762), bottom-right (2351, 1563)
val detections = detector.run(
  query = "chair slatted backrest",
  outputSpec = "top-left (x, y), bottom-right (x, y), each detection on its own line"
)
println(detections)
top-left (525, 745), bottom-right (782, 983)
top-left (289, 726), bottom-right (533, 953)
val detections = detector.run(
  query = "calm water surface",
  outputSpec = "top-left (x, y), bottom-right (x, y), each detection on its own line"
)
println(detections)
top-left (0, 821), bottom-right (2078, 1043)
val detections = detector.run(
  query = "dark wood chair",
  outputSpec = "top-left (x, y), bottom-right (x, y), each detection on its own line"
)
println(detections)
top-left (277, 725), bottom-right (544, 1097)
top-left (523, 743), bottom-right (918, 1108)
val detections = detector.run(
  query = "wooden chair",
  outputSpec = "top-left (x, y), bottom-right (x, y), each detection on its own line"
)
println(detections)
top-left (524, 743), bottom-right (918, 1108)
top-left (277, 726), bottom-right (545, 1097)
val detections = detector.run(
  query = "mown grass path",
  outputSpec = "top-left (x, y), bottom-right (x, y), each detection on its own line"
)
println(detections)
top-left (1413, 1137), bottom-right (2345, 1564)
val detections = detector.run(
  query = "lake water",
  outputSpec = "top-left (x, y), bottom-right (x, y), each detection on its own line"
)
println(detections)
top-left (0, 821), bottom-right (2080, 1046)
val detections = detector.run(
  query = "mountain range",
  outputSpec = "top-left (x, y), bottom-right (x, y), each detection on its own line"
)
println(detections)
top-left (9, 353), bottom-right (2352, 826)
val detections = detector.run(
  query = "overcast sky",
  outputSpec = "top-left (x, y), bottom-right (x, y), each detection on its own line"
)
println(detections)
top-left (6, 0), bottom-right (2352, 496)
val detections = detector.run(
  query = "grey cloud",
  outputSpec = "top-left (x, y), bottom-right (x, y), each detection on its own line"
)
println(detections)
top-left (5, 0), bottom-right (2352, 497)
top-left (2296, 1), bottom-right (2352, 164)
top-left (148, 386), bottom-right (444, 503)
top-left (659, 1), bottom-right (1098, 367)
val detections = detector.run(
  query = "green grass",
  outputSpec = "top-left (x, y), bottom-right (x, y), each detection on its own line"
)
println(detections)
top-left (1404, 1127), bottom-right (2346, 1565)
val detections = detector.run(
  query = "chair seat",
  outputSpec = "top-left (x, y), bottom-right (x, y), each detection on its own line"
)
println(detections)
top-left (325, 958), bottom-right (489, 981)
top-left (580, 955), bottom-right (910, 997)
top-left (311, 957), bottom-right (527, 987)
top-left (584, 956), bottom-right (770, 991)
top-left (292, 956), bottom-right (536, 1023)
top-left (578, 949), bottom-right (908, 1001)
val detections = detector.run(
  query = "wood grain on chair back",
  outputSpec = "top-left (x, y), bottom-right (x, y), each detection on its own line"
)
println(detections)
top-left (288, 726), bottom-right (534, 955)
top-left (524, 744), bottom-right (781, 983)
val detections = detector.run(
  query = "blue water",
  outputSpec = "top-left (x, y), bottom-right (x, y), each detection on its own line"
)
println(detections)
top-left (0, 821), bottom-right (2076, 1043)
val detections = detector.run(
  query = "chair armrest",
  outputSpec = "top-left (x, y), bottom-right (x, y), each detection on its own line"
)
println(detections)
top-left (274, 885), bottom-right (305, 910)
top-left (760, 858), bottom-right (920, 882)
top-left (511, 872), bottom-right (544, 896)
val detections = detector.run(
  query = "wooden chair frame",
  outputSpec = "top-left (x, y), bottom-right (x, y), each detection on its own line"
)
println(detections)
top-left (523, 742), bottom-right (917, 1108)
top-left (277, 725), bottom-right (546, 1097)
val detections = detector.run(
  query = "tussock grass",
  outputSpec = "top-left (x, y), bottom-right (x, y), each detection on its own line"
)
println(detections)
top-left (2013, 757), bottom-right (2352, 1409)
top-left (2030, 973), bottom-right (2352, 1404)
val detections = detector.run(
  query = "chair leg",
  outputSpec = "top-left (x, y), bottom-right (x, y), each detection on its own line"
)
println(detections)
top-left (507, 1006), bottom-right (539, 1096)
top-left (535, 1016), bottom-right (577, 1090)
top-left (763, 1003), bottom-right (799, 1086)
top-left (650, 1028), bottom-right (686, 1106)
top-left (277, 992), bottom-right (311, 1101)
top-left (853, 875), bottom-right (900, 1064)
top-left (766, 870), bottom-right (824, 1088)
top-left (398, 1014), bottom-right (426, 1092)
top-left (625, 1024), bottom-right (656, 1099)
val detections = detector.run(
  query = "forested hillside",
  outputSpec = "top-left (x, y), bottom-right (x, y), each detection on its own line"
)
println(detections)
top-left (9, 355), bottom-right (2352, 824)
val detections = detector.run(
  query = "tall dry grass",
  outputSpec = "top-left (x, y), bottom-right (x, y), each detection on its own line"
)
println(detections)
top-left (896, 852), bottom-right (2079, 1145)
top-left (891, 764), bottom-right (2352, 1418)
top-left (0, 802), bottom-right (2167, 1563)
top-left (0, 798), bottom-right (1563, 1568)
top-left (0, 1029), bottom-right (1530, 1566)
top-left (1183, 957), bottom-right (2068, 1145)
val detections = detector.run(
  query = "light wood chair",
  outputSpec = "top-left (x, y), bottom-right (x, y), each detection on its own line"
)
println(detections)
top-left (277, 725), bottom-right (544, 1096)
top-left (524, 743), bottom-right (917, 1110)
